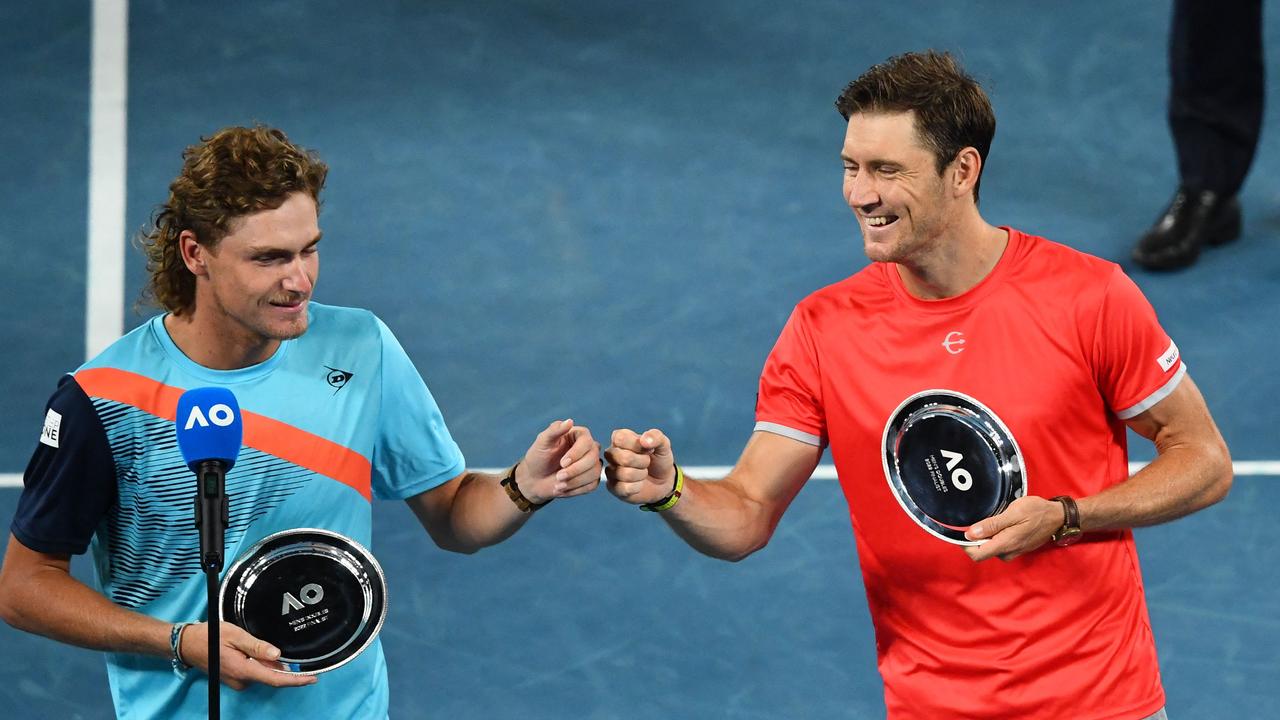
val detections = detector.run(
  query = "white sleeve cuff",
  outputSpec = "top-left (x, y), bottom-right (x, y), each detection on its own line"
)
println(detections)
top-left (1115, 363), bottom-right (1188, 419)
top-left (754, 421), bottom-right (824, 447)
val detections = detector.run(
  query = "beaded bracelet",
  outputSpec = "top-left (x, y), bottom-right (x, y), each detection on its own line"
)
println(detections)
top-left (170, 622), bottom-right (192, 675)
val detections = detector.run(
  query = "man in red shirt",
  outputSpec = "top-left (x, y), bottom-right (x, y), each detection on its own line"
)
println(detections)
top-left (604, 51), bottom-right (1232, 719)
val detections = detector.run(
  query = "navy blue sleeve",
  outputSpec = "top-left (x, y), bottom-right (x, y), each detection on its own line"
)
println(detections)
top-left (10, 375), bottom-right (116, 555)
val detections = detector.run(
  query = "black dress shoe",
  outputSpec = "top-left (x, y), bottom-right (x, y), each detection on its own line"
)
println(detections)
top-left (1132, 188), bottom-right (1241, 270)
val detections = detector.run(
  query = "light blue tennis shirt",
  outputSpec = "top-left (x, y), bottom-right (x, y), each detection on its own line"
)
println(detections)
top-left (16, 303), bottom-right (465, 719)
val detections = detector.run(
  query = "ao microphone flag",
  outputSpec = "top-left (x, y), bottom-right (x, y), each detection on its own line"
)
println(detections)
top-left (175, 387), bottom-right (242, 571)
top-left (176, 387), bottom-right (243, 471)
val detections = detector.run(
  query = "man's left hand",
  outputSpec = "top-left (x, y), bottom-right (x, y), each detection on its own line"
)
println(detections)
top-left (516, 419), bottom-right (602, 504)
top-left (963, 496), bottom-right (1065, 562)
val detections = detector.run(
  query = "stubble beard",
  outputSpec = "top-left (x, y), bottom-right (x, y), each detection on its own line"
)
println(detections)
top-left (862, 223), bottom-right (923, 265)
top-left (263, 311), bottom-right (309, 341)
top-left (232, 298), bottom-right (311, 344)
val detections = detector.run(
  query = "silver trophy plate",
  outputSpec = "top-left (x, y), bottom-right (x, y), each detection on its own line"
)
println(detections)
top-left (219, 528), bottom-right (387, 675)
top-left (881, 390), bottom-right (1026, 545)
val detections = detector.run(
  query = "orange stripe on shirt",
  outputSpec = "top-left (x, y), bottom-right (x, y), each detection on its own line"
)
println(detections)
top-left (75, 367), bottom-right (372, 501)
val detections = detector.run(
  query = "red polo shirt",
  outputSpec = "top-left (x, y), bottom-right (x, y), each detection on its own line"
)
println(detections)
top-left (756, 228), bottom-right (1179, 720)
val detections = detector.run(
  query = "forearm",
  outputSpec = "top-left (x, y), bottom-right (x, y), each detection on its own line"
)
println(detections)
top-left (659, 473), bottom-right (776, 562)
top-left (414, 422), bottom-right (602, 553)
top-left (1078, 441), bottom-right (1232, 532)
top-left (608, 430), bottom-right (817, 561)
top-left (432, 469), bottom-right (535, 553)
top-left (0, 561), bottom-right (170, 658)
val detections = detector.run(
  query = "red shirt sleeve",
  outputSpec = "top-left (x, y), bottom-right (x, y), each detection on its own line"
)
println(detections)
top-left (1091, 267), bottom-right (1185, 419)
top-left (755, 306), bottom-right (826, 446)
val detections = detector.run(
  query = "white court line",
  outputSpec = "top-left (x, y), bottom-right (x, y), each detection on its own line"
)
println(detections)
top-left (661, 462), bottom-right (1280, 481)
top-left (3, 462), bottom-right (1279, 489)
top-left (85, 0), bottom-right (129, 359)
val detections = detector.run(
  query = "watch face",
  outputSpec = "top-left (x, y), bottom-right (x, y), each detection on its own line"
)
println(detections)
top-left (220, 529), bottom-right (387, 675)
top-left (882, 389), bottom-right (1027, 545)
top-left (1054, 528), bottom-right (1083, 546)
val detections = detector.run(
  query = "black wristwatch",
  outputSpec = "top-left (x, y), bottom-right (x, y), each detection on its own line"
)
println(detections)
top-left (1050, 495), bottom-right (1082, 547)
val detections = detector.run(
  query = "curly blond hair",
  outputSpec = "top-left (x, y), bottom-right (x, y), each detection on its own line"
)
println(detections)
top-left (136, 125), bottom-right (328, 314)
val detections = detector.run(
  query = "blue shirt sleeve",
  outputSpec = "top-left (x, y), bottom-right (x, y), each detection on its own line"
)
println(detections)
top-left (369, 317), bottom-right (466, 500)
top-left (11, 375), bottom-right (116, 555)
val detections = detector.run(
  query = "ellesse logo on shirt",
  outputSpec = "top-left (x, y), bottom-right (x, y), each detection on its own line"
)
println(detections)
top-left (1157, 340), bottom-right (1179, 372)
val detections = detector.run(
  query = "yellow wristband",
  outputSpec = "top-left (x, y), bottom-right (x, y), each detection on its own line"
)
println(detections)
top-left (640, 465), bottom-right (684, 512)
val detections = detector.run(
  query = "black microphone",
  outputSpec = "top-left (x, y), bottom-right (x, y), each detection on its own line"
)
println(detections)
top-left (175, 387), bottom-right (243, 571)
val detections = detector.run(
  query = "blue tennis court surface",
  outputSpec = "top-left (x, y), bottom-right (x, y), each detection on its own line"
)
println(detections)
top-left (1, 1), bottom-right (1276, 717)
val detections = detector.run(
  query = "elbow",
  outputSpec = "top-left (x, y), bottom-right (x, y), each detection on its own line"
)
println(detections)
top-left (1207, 475), bottom-right (1232, 508)
top-left (430, 535), bottom-right (483, 555)
top-left (719, 532), bottom-right (772, 563)
top-left (1184, 438), bottom-right (1234, 512)
top-left (1205, 441), bottom-right (1234, 507)
top-left (0, 578), bottom-right (24, 630)
top-left (421, 521), bottom-right (503, 555)
top-left (420, 529), bottom-right (474, 555)
top-left (716, 512), bottom-right (780, 562)
top-left (722, 547), bottom-right (759, 563)
top-left (430, 525), bottom-right (520, 555)
top-left (440, 543), bottom-right (482, 556)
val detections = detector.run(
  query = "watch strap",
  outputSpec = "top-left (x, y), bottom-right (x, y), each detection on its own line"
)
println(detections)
top-left (1050, 495), bottom-right (1081, 545)
top-left (500, 463), bottom-right (549, 513)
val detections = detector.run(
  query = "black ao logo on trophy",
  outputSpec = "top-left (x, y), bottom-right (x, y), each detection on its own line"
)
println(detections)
top-left (881, 389), bottom-right (1026, 545)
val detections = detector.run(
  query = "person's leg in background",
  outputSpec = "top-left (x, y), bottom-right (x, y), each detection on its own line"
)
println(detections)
top-left (1133, 0), bottom-right (1264, 270)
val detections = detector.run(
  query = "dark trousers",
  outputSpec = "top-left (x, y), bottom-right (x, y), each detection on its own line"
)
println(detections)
top-left (1169, 0), bottom-right (1265, 196)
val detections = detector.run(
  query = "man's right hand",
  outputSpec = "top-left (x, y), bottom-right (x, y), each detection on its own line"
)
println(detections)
top-left (180, 622), bottom-right (318, 690)
top-left (604, 428), bottom-right (679, 506)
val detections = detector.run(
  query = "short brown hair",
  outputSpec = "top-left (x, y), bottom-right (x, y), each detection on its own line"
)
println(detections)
top-left (835, 51), bottom-right (995, 202)
top-left (136, 125), bottom-right (329, 314)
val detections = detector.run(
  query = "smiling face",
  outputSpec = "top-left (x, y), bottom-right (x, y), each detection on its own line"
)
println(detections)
top-left (186, 192), bottom-right (321, 352)
top-left (841, 110), bottom-right (955, 266)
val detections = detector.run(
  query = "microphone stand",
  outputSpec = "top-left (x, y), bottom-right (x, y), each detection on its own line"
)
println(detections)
top-left (195, 459), bottom-right (229, 720)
